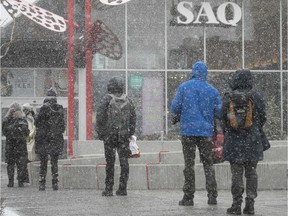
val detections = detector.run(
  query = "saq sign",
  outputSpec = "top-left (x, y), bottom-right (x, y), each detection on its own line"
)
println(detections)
top-left (176, 1), bottom-right (242, 26)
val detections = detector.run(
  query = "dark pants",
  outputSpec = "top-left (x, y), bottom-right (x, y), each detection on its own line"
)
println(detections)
top-left (6, 154), bottom-right (27, 183)
top-left (181, 136), bottom-right (218, 199)
top-left (39, 154), bottom-right (59, 180)
top-left (230, 161), bottom-right (258, 203)
top-left (5, 141), bottom-right (28, 184)
top-left (104, 140), bottom-right (130, 191)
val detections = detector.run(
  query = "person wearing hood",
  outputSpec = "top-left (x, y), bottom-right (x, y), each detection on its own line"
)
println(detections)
top-left (170, 61), bottom-right (222, 206)
top-left (221, 69), bottom-right (269, 215)
top-left (96, 77), bottom-right (136, 196)
top-left (35, 88), bottom-right (65, 191)
top-left (2, 102), bottom-right (29, 187)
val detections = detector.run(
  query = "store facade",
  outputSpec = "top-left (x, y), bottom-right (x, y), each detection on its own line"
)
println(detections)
top-left (1, 0), bottom-right (287, 155)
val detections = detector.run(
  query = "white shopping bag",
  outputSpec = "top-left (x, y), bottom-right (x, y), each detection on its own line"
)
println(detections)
top-left (129, 135), bottom-right (140, 158)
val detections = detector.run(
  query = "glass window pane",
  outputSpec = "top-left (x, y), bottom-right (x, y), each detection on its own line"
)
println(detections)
top-left (167, 0), bottom-right (204, 69)
top-left (35, 69), bottom-right (77, 97)
top-left (127, 0), bottom-right (165, 69)
top-left (89, 3), bottom-right (125, 69)
top-left (0, 69), bottom-right (34, 97)
top-left (206, 1), bottom-right (242, 69)
top-left (244, 0), bottom-right (280, 70)
top-left (128, 71), bottom-right (165, 139)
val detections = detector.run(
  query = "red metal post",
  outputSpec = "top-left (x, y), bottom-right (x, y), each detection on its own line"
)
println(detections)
top-left (85, 0), bottom-right (93, 140)
top-left (67, 0), bottom-right (75, 157)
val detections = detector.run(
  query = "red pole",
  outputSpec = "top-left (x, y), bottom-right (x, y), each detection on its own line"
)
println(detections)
top-left (85, 0), bottom-right (93, 140)
top-left (67, 0), bottom-right (75, 157)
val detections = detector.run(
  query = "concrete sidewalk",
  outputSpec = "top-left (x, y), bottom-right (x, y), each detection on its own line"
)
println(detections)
top-left (1, 170), bottom-right (287, 216)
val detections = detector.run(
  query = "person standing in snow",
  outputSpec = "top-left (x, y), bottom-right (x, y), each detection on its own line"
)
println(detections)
top-left (221, 69), bottom-right (269, 215)
top-left (170, 61), bottom-right (222, 206)
top-left (96, 77), bottom-right (136, 196)
top-left (2, 102), bottom-right (29, 188)
top-left (35, 88), bottom-right (65, 191)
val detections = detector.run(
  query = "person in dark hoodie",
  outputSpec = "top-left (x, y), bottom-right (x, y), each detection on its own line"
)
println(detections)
top-left (2, 102), bottom-right (30, 188)
top-left (35, 88), bottom-right (65, 191)
top-left (170, 61), bottom-right (222, 206)
top-left (96, 77), bottom-right (136, 196)
top-left (221, 69), bottom-right (269, 215)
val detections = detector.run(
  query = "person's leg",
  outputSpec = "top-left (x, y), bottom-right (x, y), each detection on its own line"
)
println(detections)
top-left (116, 143), bottom-right (130, 196)
top-left (5, 143), bottom-right (15, 187)
top-left (6, 160), bottom-right (15, 187)
top-left (16, 154), bottom-right (27, 187)
top-left (102, 141), bottom-right (116, 196)
top-left (39, 154), bottom-right (48, 191)
top-left (243, 161), bottom-right (258, 215)
top-left (179, 136), bottom-right (196, 206)
top-left (227, 162), bottom-right (244, 215)
top-left (197, 137), bottom-right (217, 204)
top-left (50, 154), bottom-right (59, 190)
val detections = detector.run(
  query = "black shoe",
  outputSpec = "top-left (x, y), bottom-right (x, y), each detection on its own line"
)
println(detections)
top-left (102, 190), bottom-right (113, 196)
top-left (52, 184), bottom-right (58, 191)
top-left (7, 181), bottom-right (14, 188)
top-left (18, 182), bottom-right (24, 187)
top-left (179, 199), bottom-right (194, 206)
top-left (227, 204), bottom-right (241, 215)
top-left (116, 189), bottom-right (127, 196)
top-left (208, 196), bottom-right (217, 205)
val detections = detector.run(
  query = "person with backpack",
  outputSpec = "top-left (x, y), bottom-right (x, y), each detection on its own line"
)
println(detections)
top-left (221, 69), bottom-right (270, 215)
top-left (2, 102), bottom-right (30, 187)
top-left (170, 61), bottom-right (222, 206)
top-left (35, 88), bottom-right (66, 191)
top-left (96, 77), bottom-right (136, 196)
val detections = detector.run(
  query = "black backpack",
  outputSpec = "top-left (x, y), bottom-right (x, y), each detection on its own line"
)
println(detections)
top-left (227, 91), bottom-right (254, 130)
top-left (5, 118), bottom-right (29, 140)
top-left (107, 94), bottom-right (132, 138)
top-left (46, 106), bottom-right (65, 135)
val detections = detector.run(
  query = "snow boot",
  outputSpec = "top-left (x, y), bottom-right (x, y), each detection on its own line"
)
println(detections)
top-left (243, 198), bottom-right (255, 215)
top-left (52, 179), bottom-right (58, 191)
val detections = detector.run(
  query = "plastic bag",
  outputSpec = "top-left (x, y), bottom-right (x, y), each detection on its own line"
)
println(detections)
top-left (211, 133), bottom-right (224, 164)
top-left (129, 135), bottom-right (140, 158)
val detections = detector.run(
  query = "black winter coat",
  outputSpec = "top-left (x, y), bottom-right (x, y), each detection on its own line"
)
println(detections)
top-left (96, 77), bottom-right (136, 143)
top-left (2, 116), bottom-right (29, 163)
top-left (221, 70), bottom-right (269, 163)
top-left (35, 97), bottom-right (65, 155)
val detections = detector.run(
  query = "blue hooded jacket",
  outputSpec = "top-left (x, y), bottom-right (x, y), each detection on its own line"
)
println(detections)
top-left (170, 61), bottom-right (222, 136)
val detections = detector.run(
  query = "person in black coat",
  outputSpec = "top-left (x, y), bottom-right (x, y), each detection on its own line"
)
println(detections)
top-left (96, 77), bottom-right (136, 196)
top-left (221, 69), bottom-right (269, 215)
top-left (2, 102), bottom-right (29, 187)
top-left (35, 88), bottom-right (65, 191)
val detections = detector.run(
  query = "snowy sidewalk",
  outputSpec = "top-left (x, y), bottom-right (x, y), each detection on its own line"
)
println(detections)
top-left (1, 173), bottom-right (287, 216)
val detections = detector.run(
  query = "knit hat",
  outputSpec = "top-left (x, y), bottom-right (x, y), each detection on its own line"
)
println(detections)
top-left (47, 88), bottom-right (57, 97)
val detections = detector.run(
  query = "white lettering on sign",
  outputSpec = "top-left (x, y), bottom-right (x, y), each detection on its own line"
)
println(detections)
top-left (176, 1), bottom-right (242, 26)
top-left (100, 0), bottom-right (132, 5)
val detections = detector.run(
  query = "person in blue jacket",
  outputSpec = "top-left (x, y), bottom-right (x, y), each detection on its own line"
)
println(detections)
top-left (171, 61), bottom-right (222, 206)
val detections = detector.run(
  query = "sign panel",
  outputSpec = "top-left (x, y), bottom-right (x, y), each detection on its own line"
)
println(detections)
top-left (172, 1), bottom-right (242, 27)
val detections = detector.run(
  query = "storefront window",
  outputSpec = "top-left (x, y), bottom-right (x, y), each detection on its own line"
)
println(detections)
top-left (167, 0), bottom-right (204, 69)
top-left (35, 69), bottom-right (76, 97)
top-left (244, 0), bottom-right (281, 70)
top-left (0, 69), bottom-right (34, 97)
top-left (127, 0), bottom-right (165, 69)
top-left (91, 2), bottom-right (126, 69)
top-left (206, 0), bottom-right (242, 70)
top-left (128, 71), bottom-right (165, 139)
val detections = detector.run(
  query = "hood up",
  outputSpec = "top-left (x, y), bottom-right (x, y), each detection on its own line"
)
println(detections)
top-left (230, 69), bottom-right (253, 91)
top-left (191, 61), bottom-right (208, 80)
